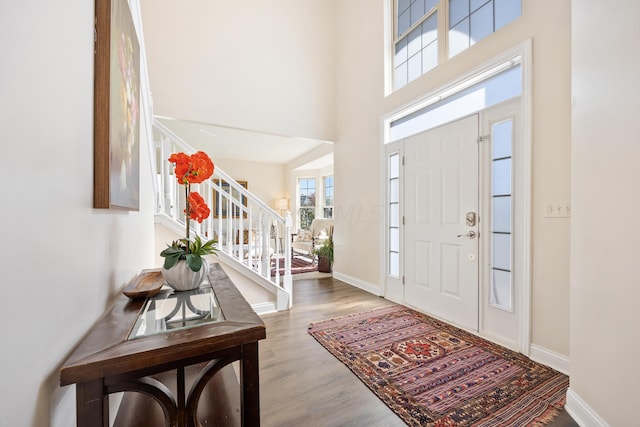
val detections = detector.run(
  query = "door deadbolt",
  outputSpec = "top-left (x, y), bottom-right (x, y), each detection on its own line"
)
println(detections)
top-left (466, 212), bottom-right (477, 227)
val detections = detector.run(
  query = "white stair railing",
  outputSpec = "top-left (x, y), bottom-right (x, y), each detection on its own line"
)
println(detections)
top-left (153, 120), bottom-right (292, 310)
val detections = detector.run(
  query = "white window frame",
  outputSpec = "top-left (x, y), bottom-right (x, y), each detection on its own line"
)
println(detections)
top-left (297, 177), bottom-right (317, 230)
top-left (385, 0), bottom-right (522, 94)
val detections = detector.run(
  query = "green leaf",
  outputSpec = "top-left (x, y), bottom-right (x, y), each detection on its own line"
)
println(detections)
top-left (160, 246), bottom-right (182, 257)
top-left (200, 238), bottom-right (218, 254)
top-left (160, 235), bottom-right (216, 270)
top-left (186, 254), bottom-right (203, 271)
top-left (163, 252), bottom-right (182, 269)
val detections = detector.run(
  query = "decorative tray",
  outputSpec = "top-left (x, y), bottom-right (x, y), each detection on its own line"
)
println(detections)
top-left (122, 268), bottom-right (165, 299)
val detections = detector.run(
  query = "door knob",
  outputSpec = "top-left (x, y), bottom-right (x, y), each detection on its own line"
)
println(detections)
top-left (457, 231), bottom-right (476, 239)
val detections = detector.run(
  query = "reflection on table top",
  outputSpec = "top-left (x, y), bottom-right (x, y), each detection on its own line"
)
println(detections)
top-left (129, 281), bottom-right (225, 340)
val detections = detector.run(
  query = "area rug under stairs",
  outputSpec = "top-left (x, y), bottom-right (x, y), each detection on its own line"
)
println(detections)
top-left (270, 256), bottom-right (317, 277)
top-left (308, 305), bottom-right (568, 426)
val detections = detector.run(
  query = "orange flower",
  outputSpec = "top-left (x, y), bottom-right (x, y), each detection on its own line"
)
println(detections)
top-left (168, 151), bottom-right (215, 185)
top-left (168, 152), bottom-right (191, 184)
top-left (185, 151), bottom-right (215, 184)
top-left (187, 191), bottom-right (210, 223)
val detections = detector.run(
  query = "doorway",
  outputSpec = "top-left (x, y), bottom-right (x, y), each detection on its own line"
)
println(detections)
top-left (384, 100), bottom-right (525, 351)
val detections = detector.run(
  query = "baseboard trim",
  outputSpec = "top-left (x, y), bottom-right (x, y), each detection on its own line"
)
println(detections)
top-left (565, 387), bottom-right (609, 427)
top-left (252, 302), bottom-right (277, 315)
top-left (528, 344), bottom-right (570, 375)
top-left (332, 271), bottom-right (382, 296)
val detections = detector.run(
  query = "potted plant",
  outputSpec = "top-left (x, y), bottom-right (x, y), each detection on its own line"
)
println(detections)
top-left (313, 226), bottom-right (333, 273)
top-left (160, 151), bottom-right (218, 291)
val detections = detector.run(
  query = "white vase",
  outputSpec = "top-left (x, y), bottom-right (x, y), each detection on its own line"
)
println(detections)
top-left (161, 259), bottom-right (209, 291)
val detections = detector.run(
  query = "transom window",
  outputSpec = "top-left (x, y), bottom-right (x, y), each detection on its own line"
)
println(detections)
top-left (392, 0), bottom-right (521, 91)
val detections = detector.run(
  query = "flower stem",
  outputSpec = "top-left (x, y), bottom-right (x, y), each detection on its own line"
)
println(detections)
top-left (185, 184), bottom-right (190, 254)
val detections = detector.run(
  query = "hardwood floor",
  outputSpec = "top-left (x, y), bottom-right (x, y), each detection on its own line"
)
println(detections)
top-left (259, 276), bottom-right (578, 427)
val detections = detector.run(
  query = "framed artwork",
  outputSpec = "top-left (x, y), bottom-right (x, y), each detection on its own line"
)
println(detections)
top-left (214, 181), bottom-right (248, 218)
top-left (93, 0), bottom-right (141, 210)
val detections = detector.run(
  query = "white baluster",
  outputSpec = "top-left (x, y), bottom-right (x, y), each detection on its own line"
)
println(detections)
top-left (283, 211), bottom-right (293, 307)
top-left (260, 213), bottom-right (270, 276)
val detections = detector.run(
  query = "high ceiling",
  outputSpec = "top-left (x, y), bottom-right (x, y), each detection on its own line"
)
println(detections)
top-left (156, 116), bottom-right (333, 168)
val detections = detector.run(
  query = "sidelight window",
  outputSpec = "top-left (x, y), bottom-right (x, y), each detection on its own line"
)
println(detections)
top-left (388, 152), bottom-right (401, 278)
top-left (489, 118), bottom-right (513, 310)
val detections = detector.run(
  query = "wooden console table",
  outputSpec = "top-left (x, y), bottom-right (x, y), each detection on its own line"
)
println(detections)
top-left (60, 263), bottom-right (266, 426)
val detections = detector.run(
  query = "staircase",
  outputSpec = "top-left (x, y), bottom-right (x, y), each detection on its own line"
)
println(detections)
top-left (152, 120), bottom-right (293, 311)
top-left (127, 1), bottom-right (291, 310)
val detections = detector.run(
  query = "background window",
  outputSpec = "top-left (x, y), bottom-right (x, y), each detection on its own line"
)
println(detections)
top-left (298, 178), bottom-right (316, 230)
top-left (323, 175), bottom-right (334, 218)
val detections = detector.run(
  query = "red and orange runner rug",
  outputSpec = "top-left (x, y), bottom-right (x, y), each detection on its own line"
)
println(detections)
top-left (309, 305), bottom-right (568, 426)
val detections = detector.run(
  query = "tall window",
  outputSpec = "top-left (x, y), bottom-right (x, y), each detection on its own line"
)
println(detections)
top-left (392, 0), bottom-right (521, 91)
top-left (394, 0), bottom-right (439, 90)
top-left (298, 178), bottom-right (316, 230)
top-left (323, 175), bottom-right (334, 218)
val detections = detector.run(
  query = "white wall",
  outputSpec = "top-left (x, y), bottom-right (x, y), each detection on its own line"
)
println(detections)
top-left (569, 1), bottom-right (640, 424)
top-left (212, 157), bottom-right (287, 209)
top-left (140, 0), bottom-right (337, 142)
top-left (334, 0), bottom-right (387, 292)
top-left (0, 1), bottom-right (156, 425)
top-left (334, 0), bottom-right (572, 356)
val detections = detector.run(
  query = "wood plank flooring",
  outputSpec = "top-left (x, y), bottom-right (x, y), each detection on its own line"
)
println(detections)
top-left (259, 276), bottom-right (578, 427)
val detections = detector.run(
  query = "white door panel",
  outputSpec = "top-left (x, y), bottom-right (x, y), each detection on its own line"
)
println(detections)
top-left (404, 115), bottom-right (479, 331)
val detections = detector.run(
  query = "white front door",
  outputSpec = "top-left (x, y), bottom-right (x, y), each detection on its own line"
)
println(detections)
top-left (404, 115), bottom-right (480, 331)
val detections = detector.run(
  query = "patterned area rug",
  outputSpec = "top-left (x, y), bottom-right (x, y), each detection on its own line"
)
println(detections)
top-left (308, 305), bottom-right (568, 426)
top-left (271, 256), bottom-right (317, 276)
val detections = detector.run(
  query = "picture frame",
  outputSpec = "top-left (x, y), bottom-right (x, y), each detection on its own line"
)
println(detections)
top-left (93, 0), bottom-right (141, 210)
top-left (214, 181), bottom-right (248, 218)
